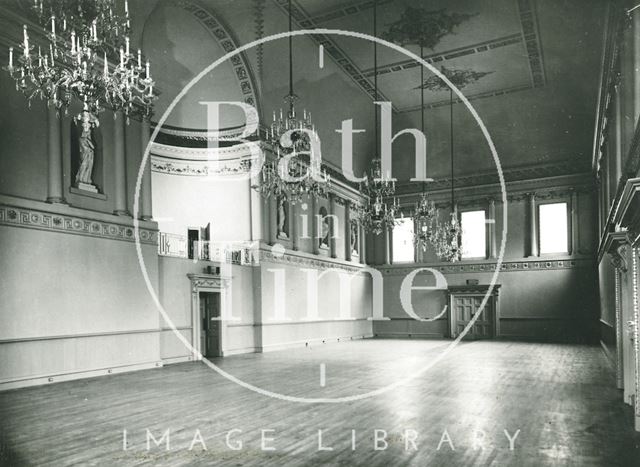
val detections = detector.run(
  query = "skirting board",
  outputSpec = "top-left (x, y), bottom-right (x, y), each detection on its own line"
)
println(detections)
top-left (373, 332), bottom-right (445, 338)
top-left (257, 334), bottom-right (374, 353)
top-left (161, 355), bottom-right (194, 365)
top-left (0, 360), bottom-right (163, 391)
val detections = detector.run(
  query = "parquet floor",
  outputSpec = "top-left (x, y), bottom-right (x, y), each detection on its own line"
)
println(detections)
top-left (1, 339), bottom-right (638, 466)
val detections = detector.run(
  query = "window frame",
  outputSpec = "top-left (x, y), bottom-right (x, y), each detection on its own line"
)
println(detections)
top-left (537, 199), bottom-right (571, 256)
top-left (458, 207), bottom-right (489, 260)
top-left (391, 215), bottom-right (416, 264)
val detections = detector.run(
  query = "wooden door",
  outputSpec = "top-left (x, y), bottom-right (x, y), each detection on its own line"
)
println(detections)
top-left (200, 292), bottom-right (221, 358)
top-left (453, 295), bottom-right (493, 339)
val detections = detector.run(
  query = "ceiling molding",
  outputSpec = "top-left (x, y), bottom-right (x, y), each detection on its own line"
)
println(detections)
top-left (361, 34), bottom-right (522, 77)
top-left (394, 157), bottom-right (593, 194)
top-left (175, 0), bottom-right (261, 115)
top-left (270, 0), bottom-right (396, 111)
top-left (302, 0), bottom-right (395, 25)
top-left (399, 84), bottom-right (532, 112)
top-left (517, 0), bottom-right (546, 88)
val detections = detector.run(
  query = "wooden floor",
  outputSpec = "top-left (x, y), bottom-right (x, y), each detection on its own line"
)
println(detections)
top-left (1, 339), bottom-right (638, 466)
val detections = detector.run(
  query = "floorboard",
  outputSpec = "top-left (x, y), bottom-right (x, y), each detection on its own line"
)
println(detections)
top-left (0, 339), bottom-right (638, 466)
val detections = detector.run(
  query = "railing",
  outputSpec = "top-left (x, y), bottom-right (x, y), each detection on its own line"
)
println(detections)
top-left (158, 232), bottom-right (258, 265)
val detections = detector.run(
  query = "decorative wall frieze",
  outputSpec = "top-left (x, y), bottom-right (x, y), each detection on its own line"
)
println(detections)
top-left (0, 204), bottom-right (158, 245)
top-left (259, 248), bottom-right (363, 273)
top-left (187, 273), bottom-right (231, 293)
top-left (378, 257), bottom-right (594, 276)
top-left (151, 155), bottom-right (253, 177)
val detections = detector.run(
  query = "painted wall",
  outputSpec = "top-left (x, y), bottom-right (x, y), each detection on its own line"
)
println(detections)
top-left (0, 201), bottom-right (161, 388)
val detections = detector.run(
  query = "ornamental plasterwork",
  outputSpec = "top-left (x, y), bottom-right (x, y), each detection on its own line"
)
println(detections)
top-left (151, 157), bottom-right (253, 177)
top-left (0, 204), bottom-right (157, 245)
top-left (259, 249), bottom-right (363, 273)
top-left (379, 258), bottom-right (594, 276)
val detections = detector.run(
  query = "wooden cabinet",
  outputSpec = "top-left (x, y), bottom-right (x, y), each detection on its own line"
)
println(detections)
top-left (447, 285), bottom-right (501, 339)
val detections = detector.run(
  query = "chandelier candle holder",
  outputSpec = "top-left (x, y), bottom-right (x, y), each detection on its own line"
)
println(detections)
top-left (254, 0), bottom-right (329, 204)
top-left (357, 0), bottom-right (401, 236)
top-left (5, 0), bottom-right (156, 125)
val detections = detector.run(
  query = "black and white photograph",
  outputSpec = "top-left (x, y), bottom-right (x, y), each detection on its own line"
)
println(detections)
top-left (1, 0), bottom-right (640, 465)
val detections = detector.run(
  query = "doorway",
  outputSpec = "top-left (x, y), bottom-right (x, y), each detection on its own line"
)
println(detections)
top-left (452, 295), bottom-right (494, 339)
top-left (200, 292), bottom-right (221, 358)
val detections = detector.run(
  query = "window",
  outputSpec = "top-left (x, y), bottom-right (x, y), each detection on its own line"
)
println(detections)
top-left (392, 217), bottom-right (414, 263)
top-left (461, 210), bottom-right (486, 259)
top-left (539, 202), bottom-right (568, 254)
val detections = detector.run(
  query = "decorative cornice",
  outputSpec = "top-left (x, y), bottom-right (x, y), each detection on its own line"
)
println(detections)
top-left (379, 257), bottom-right (594, 276)
top-left (394, 158), bottom-right (592, 194)
top-left (187, 273), bottom-right (231, 293)
top-left (259, 248), bottom-right (364, 273)
top-left (0, 204), bottom-right (158, 245)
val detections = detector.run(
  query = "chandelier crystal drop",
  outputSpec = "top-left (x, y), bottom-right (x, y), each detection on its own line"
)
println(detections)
top-left (357, 0), bottom-right (400, 235)
top-left (255, 0), bottom-right (329, 204)
top-left (357, 159), bottom-right (401, 235)
top-left (5, 0), bottom-right (156, 125)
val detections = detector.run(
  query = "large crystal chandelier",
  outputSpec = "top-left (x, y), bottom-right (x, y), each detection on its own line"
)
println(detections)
top-left (357, 0), bottom-right (400, 235)
top-left (412, 45), bottom-right (444, 252)
top-left (255, 0), bottom-right (329, 204)
top-left (434, 89), bottom-right (462, 262)
top-left (5, 0), bottom-right (156, 125)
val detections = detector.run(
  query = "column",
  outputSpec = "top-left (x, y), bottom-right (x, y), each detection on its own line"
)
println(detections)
top-left (344, 201), bottom-right (352, 261)
top-left (384, 228), bottom-right (391, 264)
top-left (359, 224), bottom-right (366, 264)
top-left (311, 195), bottom-right (319, 255)
top-left (614, 84), bottom-right (623, 184)
top-left (140, 118), bottom-right (153, 220)
top-left (527, 193), bottom-right (538, 257)
top-left (488, 198), bottom-right (496, 259)
top-left (268, 196), bottom-right (277, 245)
top-left (46, 106), bottom-right (66, 204)
top-left (329, 194), bottom-right (337, 258)
top-left (291, 202), bottom-right (299, 251)
top-left (613, 267), bottom-right (624, 389)
top-left (570, 190), bottom-right (579, 255)
top-left (113, 111), bottom-right (129, 216)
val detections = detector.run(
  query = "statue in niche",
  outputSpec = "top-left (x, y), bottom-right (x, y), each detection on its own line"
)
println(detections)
top-left (277, 197), bottom-right (288, 239)
top-left (75, 110), bottom-right (99, 192)
top-left (319, 206), bottom-right (329, 249)
top-left (351, 222), bottom-right (359, 256)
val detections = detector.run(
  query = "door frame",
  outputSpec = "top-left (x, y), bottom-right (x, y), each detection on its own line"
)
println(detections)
top-left (187, 273), bottom-right (230, 360)
top-left (447, 285), bottom-right (501, 339)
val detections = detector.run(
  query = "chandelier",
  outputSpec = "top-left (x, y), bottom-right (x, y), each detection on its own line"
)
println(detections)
top-left (411, 45), bottom-right (446, 252)
top-left (255, 0), bottom-right (329, 204)
top-left (357, 159), bottom-right (400, 235)
top-left (5, 0), bottom-right (156, 125)
top-left (358, 0), bottom-right (400, 235)
top-left (435, 89), bottom-right (462, 262)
